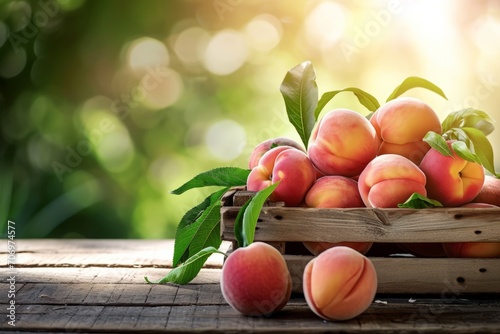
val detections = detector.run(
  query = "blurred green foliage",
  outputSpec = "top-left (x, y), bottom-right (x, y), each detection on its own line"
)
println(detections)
top-left (1, 0), bottom-right (499, 239)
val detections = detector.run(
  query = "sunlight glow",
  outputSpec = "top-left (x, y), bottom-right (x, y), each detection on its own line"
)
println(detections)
top-left (203, 30), bottom-right (249, 76)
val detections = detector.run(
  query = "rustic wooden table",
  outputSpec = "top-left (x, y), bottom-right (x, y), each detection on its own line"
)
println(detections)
top-left (1, 239), bottom-right (500, 333)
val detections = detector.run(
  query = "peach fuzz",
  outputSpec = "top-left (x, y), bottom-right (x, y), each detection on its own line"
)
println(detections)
top-left (442, 203), bottom-right (500, 258)
top-left (308, 109), bottom-right (379, 177)
top-left (370, 97), bottom-right (441, 165)
top-left (358, 154), bottom-right (427, 208)
top-left (472, 175), bottom-right (500, 206)
top-left (248, 137), bottom-right (304, 169)
top-left (303, 176), bottom-right (372, 255)
top-left (303, 246), bottom-right (377, 321)
top-left (419, 140), bottom-right (485, 207)
top-left (247, 146), bottom-right (316, 207)
top-left (220, 242), bottom-right (292, 316)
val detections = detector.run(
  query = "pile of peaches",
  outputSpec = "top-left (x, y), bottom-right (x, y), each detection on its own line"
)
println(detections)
top-left (220, 96), bottom-right (500, 321)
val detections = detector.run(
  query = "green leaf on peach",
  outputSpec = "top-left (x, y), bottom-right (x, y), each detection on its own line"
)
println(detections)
top-left (386, 76), bottom-right (447, 102)
top-left (171, 167), bottom-right (250, 195)
top-left (460, 127), bottom-right (497, 175)
top-left (451, 140), bottom-right (481, 164)
top-left (423, 131), bottom-right (453, 158)
top-left (145, 246), bottom-right (227, 285)
top-left (314, 87), bottom-right (380, 119)
top-left (242, 182), bottom-right (280, 247)
top-left (279, 61), bottom-right (318, 150)
top-left (398, 193), bottom-right (443, 209)
top-left (442, 108), bottom-right (495, 135)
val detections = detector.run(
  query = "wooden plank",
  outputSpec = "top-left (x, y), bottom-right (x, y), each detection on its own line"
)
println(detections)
top-left (2, 299), bottom-right (500, 333)
top-left (0, 239), bottom-right (230, 268)
top-left (221, 206), bottom-right (500, 243)
top-left (285, 255), bottom-right (500, 294)
top-left (0, 282), bottom-right (225, 306)
top-left (0, 267), bottom-right (221, 286)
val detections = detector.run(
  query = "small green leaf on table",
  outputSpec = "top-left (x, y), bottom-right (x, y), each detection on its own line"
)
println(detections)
top-left (145, 246), bottom-right (227, 285)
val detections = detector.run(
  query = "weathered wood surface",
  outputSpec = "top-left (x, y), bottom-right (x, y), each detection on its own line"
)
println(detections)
top-left (1, 239), bottom-right (500, 333)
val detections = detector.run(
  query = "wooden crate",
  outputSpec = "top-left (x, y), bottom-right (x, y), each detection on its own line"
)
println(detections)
top-left (220, 188), bottom-right (500, 295)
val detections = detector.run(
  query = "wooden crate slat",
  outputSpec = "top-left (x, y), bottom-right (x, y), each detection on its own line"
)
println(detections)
top-left (285, 256), bottom-right (500, 294)
top-left (221, 206), bottom-right (500, 243)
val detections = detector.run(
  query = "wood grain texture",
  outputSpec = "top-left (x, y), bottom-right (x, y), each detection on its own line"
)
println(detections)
top-left (221, 206), bottom-right (500, 242)
top-left (1, 239), bottom-right (500, 333)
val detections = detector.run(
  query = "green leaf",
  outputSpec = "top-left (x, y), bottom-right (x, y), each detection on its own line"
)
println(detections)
top-left (242, 182), bottom-right (280, 247)
top-left (386, 76), bottom-right (447, 102)
top-left (279, 61), bottom-right (318, 150)
top-left (145, 246), bottom-right (227, 285)
top-left (441, 108), bottom-right (495, 135)
top-left (451, 141), bottom-right (481, 164)
top-left (398, 193), bottom-right (443, 209)
top-left (233, 199), bottom-right (251, 248)
top-left (171, 167), bottom-right (250, 195)
top-left (423, 131), bottom-right (453, 158)
top-left (315, 87), bottom-right (380, 119)
top-left (172, 187), bottom-right (227, 266)
top-left (460, 127), bottom-right (496, 175)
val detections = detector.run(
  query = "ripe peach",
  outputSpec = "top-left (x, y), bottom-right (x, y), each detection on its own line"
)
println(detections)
top-left (303, 176), bottom-right (372, 255)
top-left (370, 97), bottom-right (441, 165)
top-left (472, 175), bottom-right (500, 206)
top-left (248, 137), bottom-right (305, 169)
top-left (221, 242), bottom-right (292, 316)
top-left (442, 203), bottom-right (500, 258)
top-left (419, 140), bottom-right (485, 207)
top-left (358, 154), bottom-right (427, 208)
top-left (303, 246), bottom-right (377, 321)
top-left (308, 109), bottom-right (379, 177)
top-left (247, 146), bottom-right (316, 207)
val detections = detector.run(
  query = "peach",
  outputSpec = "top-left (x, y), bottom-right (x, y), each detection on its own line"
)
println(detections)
top-left (247, 146), bottom-right (316, 207)
top-left (358, 154), bottom-right (427, 208)
top-left (442, 203), bottom-right (500, 258)
top-left (303, 176), bottom-right (372, 255)
top-left (419, 140), bottom-right (485, 207)
top-left (370, 97), bottom-right (441, 165)
top-left (220, 242), bottom-right (292, 316)
top-left (248, 137), bottom-right (305, 169)
top-left (308, 109), bottom-right (379, 177)
top-left (472, 175), bottom-right (500, 206)
top-left (303, 246), bottom-right (377, 321)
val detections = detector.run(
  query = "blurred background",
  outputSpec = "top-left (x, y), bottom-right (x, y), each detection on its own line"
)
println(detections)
top-left (1, 0), bottom-right (499, 239)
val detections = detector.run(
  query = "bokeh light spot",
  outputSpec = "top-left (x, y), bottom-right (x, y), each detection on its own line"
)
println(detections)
top-left (127, 37), bottom-right (169, 74)
top-left (141, 67), bottom-right (184, 110)
top-left (174, 26), bottom-right (210, 64)
top-left (245, 14), bottom-right (282, 52)
top-left (7, 1), bottom-right (32, 32)
top-left (0, 22), bottom-right (8, 48)
top-left (203, 29), bottom-right (248, 76)
top-left (205, 119), bottom-right (246, 161)
top-left (0, 47), bottom-right (27, 78)
top-left (305, 1), bottom-right (346, 47)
